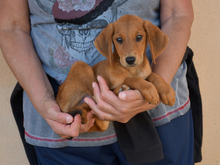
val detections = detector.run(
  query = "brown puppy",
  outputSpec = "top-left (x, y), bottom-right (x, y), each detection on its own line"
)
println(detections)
top-left (56, 15), bottom-right (176, 132)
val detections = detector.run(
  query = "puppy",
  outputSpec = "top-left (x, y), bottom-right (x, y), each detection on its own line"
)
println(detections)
top-left (56, 15), bottom-right (176, 132)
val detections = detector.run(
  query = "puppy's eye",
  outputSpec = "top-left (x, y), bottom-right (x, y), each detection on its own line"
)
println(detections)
top-left (116, 37), bottom-right (123, 44)
top-left (136, 35), bottom-right (142, 42)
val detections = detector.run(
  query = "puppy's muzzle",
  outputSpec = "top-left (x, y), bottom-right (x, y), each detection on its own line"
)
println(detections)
top-left (126, 56), bottom-right (136, 65)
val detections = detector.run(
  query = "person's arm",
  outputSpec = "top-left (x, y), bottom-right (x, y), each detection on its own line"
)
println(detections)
top-left (0, 0), bottom-right (94, 138)
top-left (85, 0), bottom-right (194, 123)
top-left (152, 0), bottom-right (194, 84)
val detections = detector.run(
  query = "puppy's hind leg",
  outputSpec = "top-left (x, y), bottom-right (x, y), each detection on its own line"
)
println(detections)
top-left (56, 61), bottom-right (97, 122)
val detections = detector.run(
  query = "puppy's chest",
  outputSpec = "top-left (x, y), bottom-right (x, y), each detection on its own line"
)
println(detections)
top-left (132, 69), bottom-right (149, 79)
top-left (109, 69), bottom-right (149, 90)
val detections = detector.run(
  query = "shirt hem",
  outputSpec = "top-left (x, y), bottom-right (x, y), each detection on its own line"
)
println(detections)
top-left (152, 98), bottom-right (191, 127)
top-left (25, 132), bottom-right (117, 148)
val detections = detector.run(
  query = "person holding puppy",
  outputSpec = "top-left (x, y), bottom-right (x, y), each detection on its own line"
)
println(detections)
top-left (0, 0), bottom-right (194, 164)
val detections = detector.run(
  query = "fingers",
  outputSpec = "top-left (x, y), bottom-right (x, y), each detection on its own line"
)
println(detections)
top-left (92, 78), bottom-right (117, 111)
top-left (118, 90), bottom-right (144, 101)
top-left (79, 111), bottom-right (95, 133)
top-left (63, 112), bottom-right (95, 138)
top-left (95, 76), bottom-right (121, 107)
top-left (49, 114), bottom-right (82, 139)
top-left (85, 97), bottom-right (116, 121)
top-left (45, 101), bottom-right (95, 139)
top-left (53, 113), bottom-right (94, 139)
top-left (97, 75), bottom-right (109, 93)
top-left (67, 114), bottom-right (82, 136)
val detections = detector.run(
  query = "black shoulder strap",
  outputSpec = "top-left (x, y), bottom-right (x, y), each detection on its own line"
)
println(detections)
top-left (185, 47), bottom-right (203, 163)
top-left (10, 83), bottom-right (38, 165)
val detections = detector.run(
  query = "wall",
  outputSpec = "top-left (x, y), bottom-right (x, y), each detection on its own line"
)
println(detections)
top-left (189, 0), bottom-right (220, 164)
top-left (0, 0), bottom-right (219, 164)
top-left (0, 54), bottom-right (28, 164)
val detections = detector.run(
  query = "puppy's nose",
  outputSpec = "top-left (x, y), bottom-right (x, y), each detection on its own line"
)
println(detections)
top-left (126, 56), bottom-right (136, 65)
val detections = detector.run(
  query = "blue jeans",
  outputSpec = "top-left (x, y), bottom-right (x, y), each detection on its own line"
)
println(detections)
top-left (35, 108), bottom-right (194, 165)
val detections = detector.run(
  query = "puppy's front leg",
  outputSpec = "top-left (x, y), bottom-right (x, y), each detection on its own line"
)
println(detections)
top-left (147, 73), bottom-right (176, 106)
top-left (123, 77), bottom-right (160, 105)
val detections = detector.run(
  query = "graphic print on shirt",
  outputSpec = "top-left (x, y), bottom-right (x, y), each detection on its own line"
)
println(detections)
top-left (56, 0), bottom-right (96, 13)
top-left (35, 0), bottom-right (128, 79)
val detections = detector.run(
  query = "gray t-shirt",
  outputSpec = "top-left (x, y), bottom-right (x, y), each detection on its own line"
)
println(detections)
top-left (24, 0), bottom-right (190, 148)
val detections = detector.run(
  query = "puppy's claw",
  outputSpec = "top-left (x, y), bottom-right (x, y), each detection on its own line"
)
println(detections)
top-left (114, 85), bottom-right (130, 96)
top-left (119, 86), bottom-right (130, 93)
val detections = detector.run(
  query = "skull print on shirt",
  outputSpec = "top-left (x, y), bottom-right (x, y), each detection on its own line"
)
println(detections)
top-left (34, 0), bottom-right (127, 82)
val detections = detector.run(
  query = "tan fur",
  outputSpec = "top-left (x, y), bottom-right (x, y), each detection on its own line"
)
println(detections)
top-left (56, 15), bottom-right (175, 132)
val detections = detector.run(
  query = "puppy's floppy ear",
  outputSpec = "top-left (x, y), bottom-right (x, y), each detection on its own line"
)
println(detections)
top-left (144, 21), bottom-right (169, 64)
top-left (94, 23), bottom-right (114, 60)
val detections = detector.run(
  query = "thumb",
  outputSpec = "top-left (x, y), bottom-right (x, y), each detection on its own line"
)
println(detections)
top-left (55, 110), bottom-right (73, 124)
top-left (118, 90), bottom-right (143, 101)
top-left (46, 104), bottom-right (73, 124)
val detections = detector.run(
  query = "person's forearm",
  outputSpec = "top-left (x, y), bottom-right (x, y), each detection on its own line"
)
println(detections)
top-left (0, 28), bottom-right (54, 117)
top-left (152, 11), bottom-right (194, 84)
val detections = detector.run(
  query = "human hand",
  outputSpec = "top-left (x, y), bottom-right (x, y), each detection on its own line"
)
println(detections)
top-left (84, 76), bottom-right (157, 123)
top-left (42, 99), bottom-right (95, 139)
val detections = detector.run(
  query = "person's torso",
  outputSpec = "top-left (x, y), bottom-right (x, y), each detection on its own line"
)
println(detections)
top-left (24, 0), bottom-right (190, 148)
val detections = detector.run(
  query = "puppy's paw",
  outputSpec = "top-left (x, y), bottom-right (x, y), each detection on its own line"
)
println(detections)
top-left (141, 83), bottom-right (160, 105)
top-left (113, 85), bottom-right (130, 96)
top-left (160, 87), bottom-right (176, 106)
top-left (119, 85), bottom-right (130, 93)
